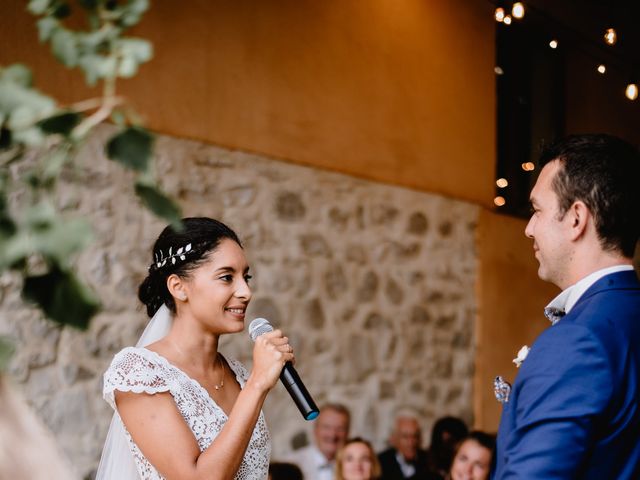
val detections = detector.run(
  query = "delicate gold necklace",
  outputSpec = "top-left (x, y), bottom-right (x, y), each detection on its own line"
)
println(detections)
top-left (213, 354), bottom-right (225, 391)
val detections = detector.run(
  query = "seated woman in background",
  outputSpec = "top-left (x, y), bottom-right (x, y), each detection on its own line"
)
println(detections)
top-left (448, 431), bottom-right (495, 480)
top-left (335, 438), bottom-right (382, 480)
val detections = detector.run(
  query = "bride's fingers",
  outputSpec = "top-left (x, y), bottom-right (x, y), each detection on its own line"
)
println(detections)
top-left (270, 335), bottom-right (290, 346)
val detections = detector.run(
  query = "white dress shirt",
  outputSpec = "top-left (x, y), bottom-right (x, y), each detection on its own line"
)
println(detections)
top-left (395, 450), bottom-right (416, 478)
top-left (546, 264), bottom-right (635, 315)
top-left (282, 444), bottom-right (334, 480)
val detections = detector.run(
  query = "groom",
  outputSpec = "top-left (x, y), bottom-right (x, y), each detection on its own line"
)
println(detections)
top-left (492, 134), bottom-right (640, 479)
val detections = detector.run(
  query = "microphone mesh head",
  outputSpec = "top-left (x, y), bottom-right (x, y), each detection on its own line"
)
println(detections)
top-left (249, 317), bottom-right (273, 342)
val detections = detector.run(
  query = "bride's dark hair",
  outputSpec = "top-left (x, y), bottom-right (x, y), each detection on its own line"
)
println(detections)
top-left (138, 217), bottom-right (242, 317)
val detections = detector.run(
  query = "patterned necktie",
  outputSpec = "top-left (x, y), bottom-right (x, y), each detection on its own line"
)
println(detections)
top-left (543, 306), bottom-right (566, 325)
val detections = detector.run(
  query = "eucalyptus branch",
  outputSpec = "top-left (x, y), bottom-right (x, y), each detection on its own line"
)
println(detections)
top-left (68, 96), bottom-right (124, 114)
top-left (0, 0), bottom-right (180, 332)
top-left (71, 95), bottom-right (122, 139)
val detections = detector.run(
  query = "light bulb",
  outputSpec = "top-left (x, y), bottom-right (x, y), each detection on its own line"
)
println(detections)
top-left (494, 196), bottom-right (506, 207)
top-left (503, 15), bottom-right (512, 25)
top-left (494, 66), bottom-right (504, 75)
top-left (604, 28), bottom-right (617, 46)
top-left (597, 64), bottom-right (606, 74)
top-left (549, 39), bottom-right (558, 49)
top-left (496, 178), bottom-right (509, 188)
top-left (521, 162), bottom-right (535, 171)
top-left (495, 7), bottom-right (505, 22)
top-left (512, 2), bottom-right (525, 19)
top-left (625, 83), bottom-right (638, 101)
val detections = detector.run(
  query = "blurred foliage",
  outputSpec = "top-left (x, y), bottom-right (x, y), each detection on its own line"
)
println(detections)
top-left (0, 0), bottom-right (182, 364)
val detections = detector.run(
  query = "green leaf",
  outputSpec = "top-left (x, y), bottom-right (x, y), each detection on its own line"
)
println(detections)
top-left (78, 0), bottom-right (98, 10)
top-left (117, 55), bottom-right (139, 78)
top-left (115, 38), bottom-right (153, 78)
top-left (77, 27), bottom-right (115, 50)
top-left (22, 266), bottom-right (100, 329)
top-left (51, 28), bottom-right (79, 67)
top-left (0, 337), bottom-right (15, 371)
top-left (78, 54), bottom-right (117, 86)
top-left (0, 192), bottom-right (17, 240)
top-left (0, 64), bottom-right (33, 87)
top-left (38, 111), bottom-right (81, 136)
top-left (0, 204), bottom-right (93, 270)
top-left (41, 148), bottom-right (70, 184)
top-left (0, 128), bottom-right (11, 149)
top-left (118, 38), bottom-right (153, 62)
top-left (11, 127), bottom-right (46, 147)
top-left (0, 217), bottom-right (16, 241)
top-left (0, 81), bottom-right (56, 119)
top-left (105, 126), bottom-right (153, 171)
top-left (118, 0), bottom-right (150, 27)
top-left (36, 17), bottom-right (59, 42)
top-left (52, 2), bottom-right (71, 19)
top-left (27, 0), bottom-right (53, 15)
top-left (135, 181), bottom-right (182, 228)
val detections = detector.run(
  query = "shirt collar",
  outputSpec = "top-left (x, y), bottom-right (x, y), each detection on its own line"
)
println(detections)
top-left (546, 264), bottom-right (634, 316)
top-left (311, 445), bottom-right (333, 470)
top-left (395, 450), bottom-right (416, 477)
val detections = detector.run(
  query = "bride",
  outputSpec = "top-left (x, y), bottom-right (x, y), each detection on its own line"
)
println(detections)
top-left (96, 217), bottom-right (294, 479)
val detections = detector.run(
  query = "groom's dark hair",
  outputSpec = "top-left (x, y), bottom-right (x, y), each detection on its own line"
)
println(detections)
top-left (539, 134), bottom-right (640, 257)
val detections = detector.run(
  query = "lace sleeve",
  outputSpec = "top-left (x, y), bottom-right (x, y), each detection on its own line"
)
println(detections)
top-left (103, 347), bottom-right (172, 411)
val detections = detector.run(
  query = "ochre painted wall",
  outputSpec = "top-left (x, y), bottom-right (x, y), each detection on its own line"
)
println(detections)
top-left (1, 0), bottom-right (496, 205)
top-left (475, 209), bottom-right (559, 430)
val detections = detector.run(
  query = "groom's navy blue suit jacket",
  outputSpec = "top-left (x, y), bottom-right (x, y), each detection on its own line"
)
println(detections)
top-left (492, 270), bottom-right (640, 479)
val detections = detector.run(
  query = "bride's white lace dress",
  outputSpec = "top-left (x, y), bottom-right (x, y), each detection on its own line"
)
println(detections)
top-left (103, 347), bottom-right (271, 479)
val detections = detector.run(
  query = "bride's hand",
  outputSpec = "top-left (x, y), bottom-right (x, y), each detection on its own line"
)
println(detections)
top-left (248, 330), bottom-right (295, 392)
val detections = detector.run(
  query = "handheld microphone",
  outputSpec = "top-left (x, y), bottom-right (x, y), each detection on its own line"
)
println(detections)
top-left (248, 318), bottom-right (320, 421)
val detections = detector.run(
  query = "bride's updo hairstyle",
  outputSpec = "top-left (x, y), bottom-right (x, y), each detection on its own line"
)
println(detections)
top-left (138, 217), bottom-right (242, 317)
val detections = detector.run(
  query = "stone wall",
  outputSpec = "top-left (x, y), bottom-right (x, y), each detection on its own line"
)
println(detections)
top-left (0, 126), bottom-right (479, 478)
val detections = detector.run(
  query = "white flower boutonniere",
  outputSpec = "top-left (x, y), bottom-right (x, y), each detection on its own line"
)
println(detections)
top-left (512, 345), bottom-right (530, 368)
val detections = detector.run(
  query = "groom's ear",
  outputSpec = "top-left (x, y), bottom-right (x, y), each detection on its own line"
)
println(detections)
top-left (568, 200), bottom-right (590, 241)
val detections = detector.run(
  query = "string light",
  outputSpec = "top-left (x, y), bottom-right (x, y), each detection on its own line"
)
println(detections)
top-left (521, 162), bottom-right (535, 171)
top-left (604, 28), bottom-right (617, 46)
top-left (490, 1), bottom-right (638, 206)
top-left (512, 2), bottom-right (525, 19)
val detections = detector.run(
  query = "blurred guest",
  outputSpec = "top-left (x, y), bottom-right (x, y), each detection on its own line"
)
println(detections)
top-left (378, 411), bottom-right (438, 480)
top-left (269, 461), bottom-right (304, 480)
top-left (335, 437), bottom-right (381, 480)
top-left (426, 416), bottom-right (468, 478)
top-left (283, 403), bottom-right (350, 480)
top-left (448, 431), bottom-right (495, 480)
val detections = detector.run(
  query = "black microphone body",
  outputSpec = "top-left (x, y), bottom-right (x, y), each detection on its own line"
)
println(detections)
top-left (249, 318), bottom-right (320, 421)
top-left (279, 362), bottom-right (319, 421)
